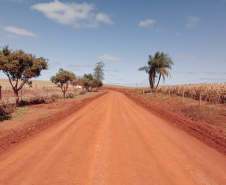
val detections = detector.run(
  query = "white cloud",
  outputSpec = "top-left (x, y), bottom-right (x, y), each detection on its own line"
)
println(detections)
top-left (3, 26), bottom-right (37, 37)
top-left (97, 54), bottom-right (123, 61)
top-left (186, 71), bottom-right (195, 74)
top-left (200, 78), bottom-right (226, 81)
top-left (0, 0), bottom-right (31, 3)
top-left (178, 55), bottom-right (202, 61)
top-left (48, 61), bottom-right (60, 66)
top-left (95, 13), bottom-right (113, 24)
top-left (6, 34), bottom-right (19, 38)
top-left (105, 69), bottom-right (120, 72)
top-left (203, 71), bottom-right (226, 75)
top-left (186, 16), bottom-right (201, 28)
top-left (138, 19), bottom-right (156, 27)
top-left (69, 64), bottom-right (94, 68)
top-left (31, 0), bottom-right (113, 28)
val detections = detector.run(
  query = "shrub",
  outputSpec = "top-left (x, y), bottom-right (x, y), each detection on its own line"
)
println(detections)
top-left (0, 101), bottom-right (16, 116)
top-left (66, 93), bottom-right (74, 99)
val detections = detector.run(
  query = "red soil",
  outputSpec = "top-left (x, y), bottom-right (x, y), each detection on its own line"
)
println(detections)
top-left (0, 91), bottom-right (107, 152)
top-left (0, 90), bottom-right (226, 184)
top-left (120, 91), bottom-right (226, 155)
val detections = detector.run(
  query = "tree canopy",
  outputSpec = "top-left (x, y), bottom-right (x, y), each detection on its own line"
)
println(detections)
top-left (83, 73), bottom-right (103, 91)
top-left (138, 51), bottom-right (174, 91)
top-left (0, 45), bottom-right (48, 105)
top-left (51, 68), bottom-right (76, 98)
top-left (83, 73), bottom-right (94, 80)
top-left (93, 61), bottom-right (105, 81)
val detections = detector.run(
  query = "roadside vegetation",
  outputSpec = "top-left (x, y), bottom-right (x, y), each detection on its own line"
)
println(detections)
top-left (51, 68), bottom-right (76, 98)
top-left (0, 46), bottom-right (105, 120)
top-left (104, 84), bottom-right (226, 128)
top-left (139, 51), bottom-right (174, 92)
top-left (0, 46), bottom-right (48, 106)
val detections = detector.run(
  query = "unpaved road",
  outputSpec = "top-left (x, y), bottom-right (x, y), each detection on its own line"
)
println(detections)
top-left (0, 91), bottom-right (226, 185)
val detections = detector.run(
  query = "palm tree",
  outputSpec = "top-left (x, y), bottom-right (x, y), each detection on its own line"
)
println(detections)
top-left (138, 52), bottom-right (174, 92)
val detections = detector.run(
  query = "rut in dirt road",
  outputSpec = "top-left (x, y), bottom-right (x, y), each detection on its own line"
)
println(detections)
top-left (0, 91), bottom-right (226, 185)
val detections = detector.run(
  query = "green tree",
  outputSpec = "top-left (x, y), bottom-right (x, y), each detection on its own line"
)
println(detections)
top-left (96, 79), bottom-right (103, 89)
top-left (51, 68), bottom-right (76, 98)
top-left (138, 52), bottom-right (174, 92)
top-left (82, 77), bottom-right (92, 91)
top-left (82, 73), bottom-right (93, 92)
top-left (72, 77), bottom-right (83, 87)
top-left (83, 73), bottom-right (93, 80)
top-left (82, 74), bottom-right (102, 91)
top-left (91, 78), bottom-right (103, 90)
top-left (0, 46), bottom-right (48, 106)
top-left (93, 61), bottom-right (105, 81)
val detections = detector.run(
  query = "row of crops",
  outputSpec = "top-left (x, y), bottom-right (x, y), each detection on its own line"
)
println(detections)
top-left (156, 83), bottom-right (226, 104)
top-left (104, 83), bottom-right (226, 104)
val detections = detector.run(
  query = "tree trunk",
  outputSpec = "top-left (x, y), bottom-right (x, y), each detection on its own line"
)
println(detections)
top-left (149, 75), bottom-right (153, 92)
top-left (14, 90), bottom-right (19, 106)
top-left (149, 72), bottom-right (155, 92)
top-left (152, 72), bottom-right (155, 92)
top-left (63, 91), bottom-right (66, 98)
top-left (156, 74), bottom-right (161, 89)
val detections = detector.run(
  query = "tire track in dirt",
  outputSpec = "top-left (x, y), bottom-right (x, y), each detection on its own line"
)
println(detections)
top-left (116, 90), bottom-right (226, 155)
top-left (0, 91), bottom-right (226, 184)
top-left (0, 91), bottom-right (108, 153)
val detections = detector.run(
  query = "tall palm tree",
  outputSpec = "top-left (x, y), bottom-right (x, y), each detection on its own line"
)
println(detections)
top-left (138, 52), bottom-right (174, 92)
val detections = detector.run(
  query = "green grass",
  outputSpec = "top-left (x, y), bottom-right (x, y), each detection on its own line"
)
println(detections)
top-left (11, 107), bottom-right (28, 118)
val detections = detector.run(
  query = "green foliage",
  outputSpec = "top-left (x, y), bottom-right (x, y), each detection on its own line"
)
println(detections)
top-left (82, 77), bottom-right (92, 91)
top-left (51, 68), bottom-right (76, 85)
top-left (0, 45), bottom-right (48, 105)
top-left (0, 101), bottom-right (16, 116)
top-left (11, 107), bottom-right (27, 118)
top-left (82, 74), bottom-right (103, 91)
top-left (93, 61), bottom-right (105, 81)
top-left (83, 73), bottom-right (93, 80)
top-left (92, 78), bottom-right (103, 89)
top-left (72, 77), bottom-right (83, 86)
top-left (138, 51), bottom-right (174, 91)
top-left (0, 46), bottom-right (48, 84)
top-left (51, 68), bottom-right (76, 98)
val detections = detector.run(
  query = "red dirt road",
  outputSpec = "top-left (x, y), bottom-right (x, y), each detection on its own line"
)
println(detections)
top-left (0, 91), bottom-right (226, 185)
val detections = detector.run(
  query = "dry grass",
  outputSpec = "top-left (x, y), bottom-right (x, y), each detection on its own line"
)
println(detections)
top-left (104, 83), bottom-right (226, 104)
top-left (0, 79), bottom-right (55, 89)
top-left (156, 83), bottom-right (226, 104)
top-left (104, 84), bottom-right (226, 128)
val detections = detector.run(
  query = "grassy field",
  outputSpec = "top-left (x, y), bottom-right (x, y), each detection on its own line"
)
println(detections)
top-left (0, 79), bottom-right (56, 89)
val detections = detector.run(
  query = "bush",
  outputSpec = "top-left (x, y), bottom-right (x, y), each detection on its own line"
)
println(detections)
top-left (66, 93), bottom-right (75, 99)
top-left (0, 101), bottom-right (16, 116)
top-left (20, 94), bottom-right (61, 105)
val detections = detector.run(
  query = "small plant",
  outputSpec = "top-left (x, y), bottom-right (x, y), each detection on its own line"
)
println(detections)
top-left (66, 93), bottom-right (74, 99)
top-left (12, 107), bottom-right (27, 118)
top-left (0, 101), bottom-right (16, 116)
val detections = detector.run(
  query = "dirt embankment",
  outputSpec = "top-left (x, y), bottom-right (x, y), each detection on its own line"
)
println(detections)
top-left (109, 89), bottom-right (226, 155)
top-left (0, 91), bottom-right (108, 153)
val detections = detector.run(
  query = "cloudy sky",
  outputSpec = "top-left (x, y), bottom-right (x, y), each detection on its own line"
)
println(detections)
top-left (0, 0), bottom-right (226, 86)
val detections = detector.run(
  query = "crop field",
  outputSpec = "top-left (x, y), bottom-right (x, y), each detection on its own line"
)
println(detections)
top-left (156, 83), bottom-right (226, 104)
top-left (104, 83), bottom-right (226, 104)
top-left (104, 83), bottom-right (226, 128)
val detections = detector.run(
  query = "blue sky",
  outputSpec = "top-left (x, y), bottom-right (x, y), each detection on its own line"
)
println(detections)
top-left (0, 0), bottom-right (226, 87)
